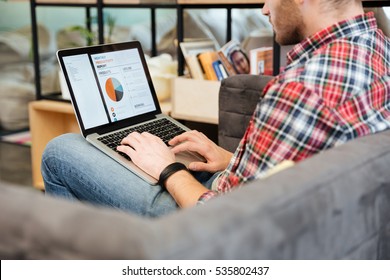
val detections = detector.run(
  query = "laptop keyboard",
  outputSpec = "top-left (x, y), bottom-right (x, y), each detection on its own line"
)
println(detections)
top-left (97, 118), bottom-right (186, 160)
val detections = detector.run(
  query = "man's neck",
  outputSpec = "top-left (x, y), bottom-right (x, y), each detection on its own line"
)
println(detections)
top-left (302, 1), bottom-right (365, 38)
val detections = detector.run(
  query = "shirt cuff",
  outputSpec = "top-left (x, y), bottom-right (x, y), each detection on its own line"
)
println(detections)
top-left (197, 190), bottom-right (219, 205)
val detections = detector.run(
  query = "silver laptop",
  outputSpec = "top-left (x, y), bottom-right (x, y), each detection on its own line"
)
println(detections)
top-left (57, 41), bottom-right (203, 184)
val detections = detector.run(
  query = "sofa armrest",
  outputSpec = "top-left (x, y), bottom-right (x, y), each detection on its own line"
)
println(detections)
top-left (218, 74), bottom-right (273, 152)
top-left (2, 130), bottom-right (390, 259)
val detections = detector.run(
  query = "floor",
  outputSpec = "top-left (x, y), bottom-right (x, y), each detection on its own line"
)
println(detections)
top-left (0, 141), bottom-right (33, 187)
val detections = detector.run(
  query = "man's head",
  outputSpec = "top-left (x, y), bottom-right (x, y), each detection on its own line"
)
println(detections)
top-left (262, 0), bottom-right (364, 45)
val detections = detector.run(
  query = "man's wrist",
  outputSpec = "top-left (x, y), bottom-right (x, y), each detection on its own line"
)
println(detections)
top-left (158, 162), bottom-right (188, 188)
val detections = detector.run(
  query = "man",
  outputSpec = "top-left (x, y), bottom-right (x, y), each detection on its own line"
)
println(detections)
top-left (42, 0), bottom-right (390, 217)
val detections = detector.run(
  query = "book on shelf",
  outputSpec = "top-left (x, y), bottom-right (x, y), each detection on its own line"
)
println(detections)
top-left (218, 40), bottom-right (250, 75)
top-left (217, 50), bottom-right (236, 76)
top-left (180, 39), bottom-right (273, 81)
top-left (179, 40), bottom-right (217, 80)
top-left (184, 55), bottom-right (205, 80)
top-left (212, 60), bottom-right (228, 81)
top-left (198, 51), bottom-right (220, 81)
top-left (249, 47), bottom-right (273, 76)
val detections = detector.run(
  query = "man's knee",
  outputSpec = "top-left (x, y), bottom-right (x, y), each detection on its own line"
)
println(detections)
top-left (42, 134), bottom-right (82, 168)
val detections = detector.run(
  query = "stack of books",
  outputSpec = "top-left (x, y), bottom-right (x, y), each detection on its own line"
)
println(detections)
top-left (180, 39), bottom-right (273, 81)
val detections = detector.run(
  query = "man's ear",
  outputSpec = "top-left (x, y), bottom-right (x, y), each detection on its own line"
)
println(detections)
top-left (295, 0), bottom-right (313, 11)
top-left (294, 0), bottom-right (311, 7)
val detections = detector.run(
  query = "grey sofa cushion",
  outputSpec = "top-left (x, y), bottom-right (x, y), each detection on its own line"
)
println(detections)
top-left (1, 130), bottom-right (390, 259)
top-left (154, 130), bottom-right (390, 259)
top-left (218, 74), bottom-right (273, 152)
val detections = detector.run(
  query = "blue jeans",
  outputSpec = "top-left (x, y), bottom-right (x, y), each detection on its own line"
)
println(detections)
top-left (41, 133), bottom-right (219, 217)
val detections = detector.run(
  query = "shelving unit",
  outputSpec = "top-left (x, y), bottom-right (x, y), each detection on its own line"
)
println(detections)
top-left (30, 0), bottom-right (100, 101)
top-left (29, 0), bottom-right (271, 101)
top-left (29, 0), bottom-right (390, 101)
top-left (29, 100), bottom-right (79, 190)
top-left (176, 1), bottom-right (268, 75)
top-left (175, 0), bottom-right (390, 76)
top-left (30, 0), bottom-right (176, 101)
top-left (98, 1), bottom-right (176, 56)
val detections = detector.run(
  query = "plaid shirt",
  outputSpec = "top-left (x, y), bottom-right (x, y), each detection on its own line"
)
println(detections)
top-left (199, 12), bottom-right (390, 203)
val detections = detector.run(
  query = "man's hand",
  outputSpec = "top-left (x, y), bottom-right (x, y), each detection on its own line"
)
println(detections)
top-left (116, 130), bottom-right (226, 207)
top-left (117, 132), bottom-right (175, 179)
top-left (169, 130), bottom-right (233, 173)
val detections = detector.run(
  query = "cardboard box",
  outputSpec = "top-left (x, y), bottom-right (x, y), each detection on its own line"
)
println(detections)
top-left (171, 77), bottom-right (221, 124)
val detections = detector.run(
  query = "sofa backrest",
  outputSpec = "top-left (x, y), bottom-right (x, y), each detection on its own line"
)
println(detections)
top-left (218, 74), bottom-right (273, 152)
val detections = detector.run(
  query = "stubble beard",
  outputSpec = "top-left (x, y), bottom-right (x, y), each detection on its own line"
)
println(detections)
top-left (273, 1), bottom-right (306, 46)
top-left (275, 25), bottom-right (305, 45)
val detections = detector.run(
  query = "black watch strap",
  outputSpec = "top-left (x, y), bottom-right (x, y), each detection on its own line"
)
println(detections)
top-left (158, 162), bottom-right (188, 188)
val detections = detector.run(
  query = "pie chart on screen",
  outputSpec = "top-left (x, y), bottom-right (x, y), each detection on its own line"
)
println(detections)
top-left (105, 77), bottom-right (124, 102)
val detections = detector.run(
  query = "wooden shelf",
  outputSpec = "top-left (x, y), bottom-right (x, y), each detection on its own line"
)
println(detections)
top-left (29, 100), bottom-right (79, 190)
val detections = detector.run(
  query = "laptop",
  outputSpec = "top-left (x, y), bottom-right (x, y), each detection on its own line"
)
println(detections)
top-left (57, 41), bottom-right (203, 184)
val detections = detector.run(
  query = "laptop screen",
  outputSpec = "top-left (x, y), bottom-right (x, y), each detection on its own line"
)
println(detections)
top-left (57, 41), bottom-right (161, 135)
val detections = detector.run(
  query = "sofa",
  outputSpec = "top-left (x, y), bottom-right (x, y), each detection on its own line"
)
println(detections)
top-left (1, 74), bottom-right (390, 259)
